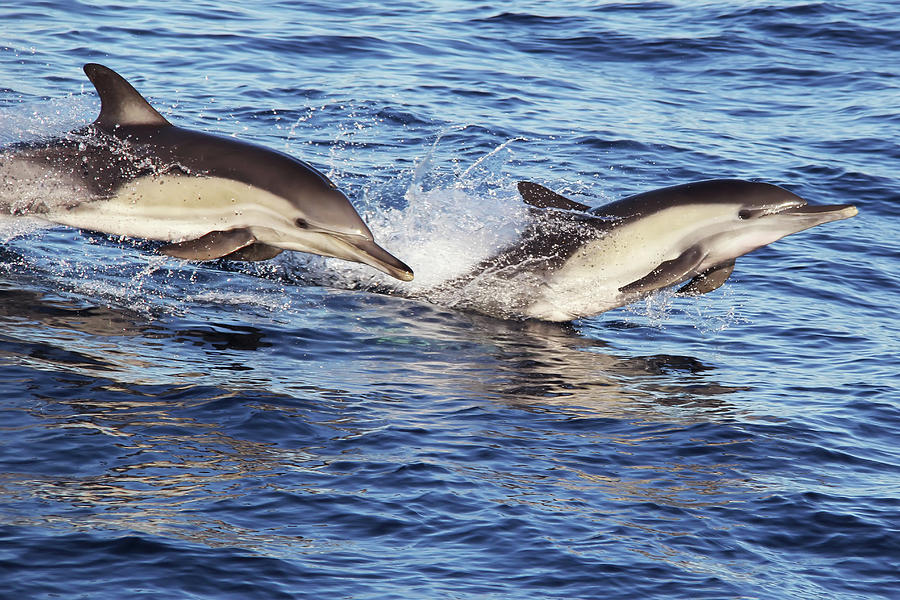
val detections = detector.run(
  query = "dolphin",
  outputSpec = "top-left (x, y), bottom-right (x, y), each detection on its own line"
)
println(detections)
top-left (430, 179), bottom-right (857, 321)
top-left (0, 63), bottom-right (413, 281)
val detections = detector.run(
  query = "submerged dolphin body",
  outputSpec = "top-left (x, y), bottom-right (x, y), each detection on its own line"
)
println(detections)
top-left (432, 179), bottom-right (856, 321)
top-left (0, 63), bottom-right (413, 281)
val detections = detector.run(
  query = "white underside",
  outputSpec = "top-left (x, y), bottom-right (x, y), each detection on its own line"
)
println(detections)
top-left (43, 175), bottom-right (295, 243)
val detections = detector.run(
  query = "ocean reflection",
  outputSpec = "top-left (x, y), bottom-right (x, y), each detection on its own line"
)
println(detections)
top-left (0, 276), bottom-right (749, 416)
top-left (0, 276), bottom-right (760, 558)
top-left (0, 380), bottom-right (334, 552)
top-left (341, 299), bottom-right (750, 420)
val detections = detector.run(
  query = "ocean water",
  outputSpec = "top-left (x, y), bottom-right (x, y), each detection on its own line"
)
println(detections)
top-left (1, 1), bottom-right (898, 598)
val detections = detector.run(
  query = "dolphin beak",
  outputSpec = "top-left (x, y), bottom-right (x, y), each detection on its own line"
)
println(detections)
top-left (335, 234), bottom-right (415, 281)
top-left (781, 204), bottom-right (858, 218)
top-left (265, 228), bottom-right (414, 281)
top-left (775, 203), bottom-right (858, 226)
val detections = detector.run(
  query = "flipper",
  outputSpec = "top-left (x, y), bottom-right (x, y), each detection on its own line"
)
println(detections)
top-left (517, 181), bottom-right (592, 212)
top-left (159, 228), bottom-right (257, 261)
top-left (83, 63), bottom-right (171, 129)
top-left (222, 243), bottom-right (284, 262)
top-left (619, 246), bottom-right (706, 294)
top-left (676, 260), bottom-right (735, 296)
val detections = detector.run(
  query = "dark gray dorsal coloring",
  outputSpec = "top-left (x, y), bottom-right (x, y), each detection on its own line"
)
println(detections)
top-left (83, 63), bottom-right (171, 129)
top-left (517, 181), bottom-right (592, 212)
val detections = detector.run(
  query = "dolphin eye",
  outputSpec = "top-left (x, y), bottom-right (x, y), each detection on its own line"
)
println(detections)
top-left (295, 218), bottom-right (310, 229)
top-left (738, 209), bottom-right (753, 220)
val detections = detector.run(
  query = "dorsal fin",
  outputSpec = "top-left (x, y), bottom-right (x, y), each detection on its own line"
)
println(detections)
top-left (83, 63), bottom-right (171, 129)
top-left (517, 181), bottom-right (592, 212)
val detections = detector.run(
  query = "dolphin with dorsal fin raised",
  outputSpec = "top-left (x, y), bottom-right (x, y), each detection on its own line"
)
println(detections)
top-left (427, 179), bottom-right (857, 322)
top-left (0, 63), bottom-right (413, 281)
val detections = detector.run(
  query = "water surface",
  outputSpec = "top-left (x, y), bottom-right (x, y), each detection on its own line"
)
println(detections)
top-left (1, 1), bottom-right (898, 598)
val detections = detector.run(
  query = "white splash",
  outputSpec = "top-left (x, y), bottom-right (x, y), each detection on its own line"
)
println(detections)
top-left (0, 94), bottom-right (95, 145)
top-left (282, 133), bottom-right (533, 298)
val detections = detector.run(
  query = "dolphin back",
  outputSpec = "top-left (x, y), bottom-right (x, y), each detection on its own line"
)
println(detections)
top-left (589, 179), bottom-right (791, 219)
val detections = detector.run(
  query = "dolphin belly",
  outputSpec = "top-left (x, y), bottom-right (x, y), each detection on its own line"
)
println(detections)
top-left (43, 174), bottom-right (291, 243)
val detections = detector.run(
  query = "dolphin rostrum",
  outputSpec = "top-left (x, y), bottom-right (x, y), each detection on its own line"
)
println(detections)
top-left (0, 63), bottom-right (413, 281)
top-left (427, 179), bottom-right (856, 321)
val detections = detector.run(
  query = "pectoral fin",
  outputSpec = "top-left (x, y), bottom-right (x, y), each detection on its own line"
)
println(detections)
top-left (676, 260), bottom-right (735, 296)
top-left (159, 228), bottom-right (257, 261)
top-left (619, 246), bottom-right (706, 295)
top-left (222, 243), bottom-right (283, 262)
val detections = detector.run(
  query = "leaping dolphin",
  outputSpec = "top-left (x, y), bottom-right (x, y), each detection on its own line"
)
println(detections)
top-left (0, 63), bottom-right (413, 281)
top-left (429, 179), bottom-right (856, 321)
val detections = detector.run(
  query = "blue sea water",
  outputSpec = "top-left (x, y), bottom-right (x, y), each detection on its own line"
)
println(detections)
top-left (1, 1), bottom-right (898, 598)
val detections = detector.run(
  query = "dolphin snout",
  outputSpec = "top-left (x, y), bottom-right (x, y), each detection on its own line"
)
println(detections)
top-left (337, 234), bottom-right (414, 282)
top-left (752, 202), bottom-right (858, 234)
top-left (739, 199), bottom-right (806, 220)
top-left (781, 203), bottom-right (858, 218)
